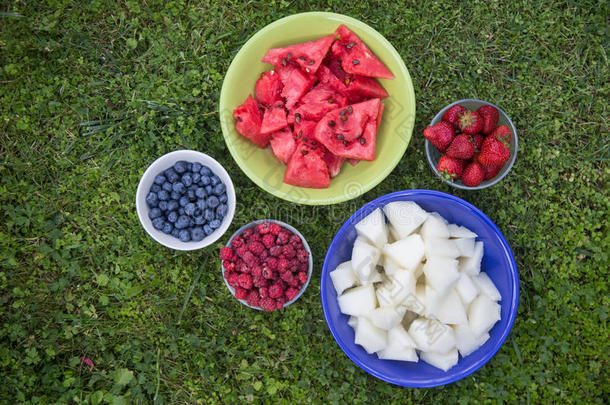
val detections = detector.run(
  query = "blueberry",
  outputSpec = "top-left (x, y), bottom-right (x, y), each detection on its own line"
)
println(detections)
top-left (216, 204), bottom-right (228, 218)
top-left (151, 184), bottom-right (161, 193)
top-left (195, 187), bottom-right (206, 199)
top-left (207, 196), bottom-right (219, 208)
top-left (203, 224), bottom-right (213, 235)
top-left (196, 199), bottom-right (207, 211)
top-left (194, 208), bottom-right (202, 217)
top-left (192, 172), bottom-right (201, 184)
top-left (157, 190), bottom-right (169, 201)
top-left (185, 162), bottom-right (192, 172)
top-left (146, 192), bottom-right (158, 208)
top-left (182, 172), bottom-right (193, 187)
top-left (184, 203), bottom-right (196, 216)
top-left (175, 215), bottom-right (190, 229)
top-left (171, 228), bottom-right (181, 239)
top-left (162, 181), bottom-right (173, 192)
top-left (162, 222), bottom-right (173, 234)
top-left (219, 193), bottom-right (228, 204)
top-left (205, 185), bottom-right (213, 195)
top-left (164, 168), bottom-right (180, 183)
top-left (210, 175), bottom-right (220, 186)
top-left (187, 189), bottom-right (196, 201)
top-left (158, 200), bottom-right (168, 212)
top-left (204, 208), bottom-right (215, 222)
top-left (172, 182), bottom-right (186, 194)
top-left (194, 215), bottom-right (205, 225)
top-left (178, 207), bottom-right (185, 215)
top-left (170, 191), bottom-right (180, 200)
top-left (167, 200), bottom-right (179, 211)
top-left (200, 175), bottom-right (211, 186)
top-left (192, 162), bottom-right (202, 173)
top-left (209, 219), bottom-right (221, 229)
top-left (179, 196), bottom-right (189, 207)
top-left (189, 218), bottom-right (195, 227)
top-left (213, 183), bottom-right (226, 195)
top-left (167, 211), bottom-right (178, 223)
top-left (174, 161), bottom-right (187, 174)
top-left (154, 174), bottom-right (166, 185)
top-left (178, 229), bottom-right (191, 242)
top-left (152, 217), bottom-right (165, 230)
top-left (148, 207), bottom-right (162, 219)
top-left (191, 227), bottom-right (205, 241)
top-left (200, 166), bottom-right (212, 176)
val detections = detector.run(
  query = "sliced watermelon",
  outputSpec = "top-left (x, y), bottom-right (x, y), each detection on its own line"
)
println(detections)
top-left (276, 64), bottom-right (297, 86)
top-left (281, 68), bottom-right (314, 109)
top-left (292, 84), bottom-right (348, 122)
top-left (262, 34), bottom-right (335, 74)
top-left (323, 151), bottom-right (345, 178)
top-left (269, 128), bottom-right (296, 164)
top-left (326, 57), bottom-right (388, 103)
top-left (260, 102), bottom-right (288, 135)
top-left (376, 102), bottom-right (384, 131)
top-left (234, 95), bottom-right (270, 148)
top-left (348, 158), bottom-right (360, 166)
top-left (283, 138), bottom-right (330, 188)
top-left (333, 25), bottom-right (394, 80)
top-left (254, 70), bottom-right (283, 106)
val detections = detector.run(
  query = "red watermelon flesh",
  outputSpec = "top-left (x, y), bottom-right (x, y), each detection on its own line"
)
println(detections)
top-left (254, 70), bottom-right (283, 106)
top-left (376, 102), bottom-right (384, 131)
top-left (326, 56), bottom-right (388, 103)
top-left (293, 85), bottom-right (348, 122)
top-left (276, 64), bottom-right (297, 86)
top-left (348, 158), bottom-right (360, 166)
top-left (281, 68), bottom-right (314, 109)
top-left (323, 151), bottom-right (345, 178)
top-left (283, 138), bottom-right (331, 188)
top-left (333, 25), bottom-right (394, 80)
top-left (234, 95), bottom-right (270, 148)
top-left (260, 102), bottom-right (288, 135)
top-left (262, 34), bottom-right (335, 75)
top-left (269, 128), bottom-right (296, 164)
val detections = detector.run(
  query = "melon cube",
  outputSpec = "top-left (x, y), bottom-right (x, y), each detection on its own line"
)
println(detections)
top-left (432, 289), bottom-right (468, 325)
top-left (458, 241), bottom-right (484, 276)
top-left (453, 324), bottom-right (490, 357)
top-left (337, 285), bottom-right (377, 316)
top-left (352, 238), bottom-right (380, 283)
top-left (330, 261), bottom-right (359, 295)
top-left (473, 272), bottom-right (501, 301)
top-left (382, 201), bottom-right (429, 239)
top-left (413, 283), bottom-right (427, 316)
top-left (377, 344), bottom-right (418, 362)
top-left (424, 237), bottom-right (460, 259)
top-left (354, 316), bottom-right (387, 354)
top-left (420, 212), bottom-right (450, 240)
top-left (367, 306), bottom-right (406, 330)
top-left (468, 294), bottom-right (501, 336)
top-left (388, 269), bottom-right (417, 306)
top-left (382, 256), bottom-right (403, 276)
top-left (423, 257), bottom-right (460, 295)
top-left (420, 348), bottom-right (459, 371)
top-left (455, 273), bottom-right (480, 306)
top-left (355, 207), bottom-right (388, 249)
top-left (388, 223), bottom-right (400, 242)
top-left (448, 223), bottom-right (478, 239)
top-left (348, 316), bottom-right (358, 329)
top-left (383, 234), bottom-right (425, 271)
top-left (376, 284), bottom-right (393, 307)
top-left (413, 262), bottom-right (424, 279)
top-left (388, 324), bottom-right (416, 347)
top-left (408, 318), bottom-right (456, 354)
top-left (454, 237), bottom-right (476, 258)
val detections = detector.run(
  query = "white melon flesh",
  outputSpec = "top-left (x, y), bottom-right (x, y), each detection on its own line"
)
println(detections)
top-left (454, 237), bottom-right (476, 258)
top-left (382, 256), bottom-right (403, 276)
top-left (448, 224), bottom-right (478, 239)
top-left (408, 318), bottom-right (456, 354)
top-left (355, 208), bottom-right (388, 249)
top-left (352, 238), bottom-right (380, 283)
top-left (420, 348), bottom-right (459, 372)
top-left (420, 213), bottom-right (450, 241)
top-left (360, 267), bottom-right (384, 285)
top-left (468, 294), bottom-right (501, 336)
top-left (388, 223), bottom-right (400, 242)
top-left (413, 262), bottom-right (424, 279)
top-left (387, 269), bottom-right (417, 306)
top-left (330, 261), bottom-right (359, 295)
top-left (354, 316), bottom-right (387, 354)
top-left (413, 283), bottom-right (427, 315)
top-left (455, 273), bottom-right (480, 306)
top-left (459, 241), bottom-right (484, 276)
top-left (382, 201), bottom-right (429, 239)
top-left (367, 306), bottom-right (406, 330)
top-left (337, 285), bottom-right (377, 316)
top-left (432, 289), bottom-right (468, 325)
top-left (388, 324), bottom-right (417, 347)
top-left (424, 237), bottom-right (460, 259)
top-left (348, 316), bottom-right (358, 329)
top-left (383, 234), bottom-right (425, 271)
top-left (423, 257), bottom-right (460, 295)
top-left (376, 284), bottom-right (393, 307)
top-left (377, 344), bottom-right (418, 362)
top-left (453, 324), bottom-right (490, 357)
top-left (473, 272), bottom-right (502, 301)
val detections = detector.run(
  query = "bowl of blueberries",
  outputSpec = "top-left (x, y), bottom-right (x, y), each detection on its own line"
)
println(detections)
top-left (136, 150), bottom-right (236, 250)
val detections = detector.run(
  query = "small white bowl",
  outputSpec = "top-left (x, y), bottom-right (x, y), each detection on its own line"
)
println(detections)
top-left (135, 150), bottom-right (236, 250)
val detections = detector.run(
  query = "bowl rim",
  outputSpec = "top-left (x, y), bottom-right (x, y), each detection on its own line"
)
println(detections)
top-left (221, 219), bottom-right (313, 310)
top-left (135, 150), bottom-right (236, 251)
top-left (320, 189), bottom-right (520, 387)
top-left (218, 11), bottom-right (416, 205)
top-left (425, 98), bottom-right (518, 190)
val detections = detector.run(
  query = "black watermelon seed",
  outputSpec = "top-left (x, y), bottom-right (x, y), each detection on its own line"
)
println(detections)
top-left (343, 140), bottom-right (348, 146)
top-left (336, 134), bottom-right (344, 140)
top-left (328, 120), bottom-right (336, 127)
top-left (299, 56), bottom-right (307, 60)
top-left (352, 59), bottom-right (360, 65)
top-left (281, 58), bottom-right (287, 66)
top-left (295, 113), bottom-right (301, 123)
top-left (286, 52), bottom-right (292, 61)
top-left (347, 105), bottom-right (353, 114)
top-left (307, 60), bottom-right (315, 66)
top-left (341, 115), bottom-right (348, 121)
top-left (346, 41), bottom-right (357, 49)
top-left (301, 150), bottom-right (308, 155)
top-left (359, 137), bottom-right (366, 145)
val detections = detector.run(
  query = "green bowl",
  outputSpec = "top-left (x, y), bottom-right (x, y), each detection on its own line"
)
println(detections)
top-left (219, 12), bottom-right (416, 205)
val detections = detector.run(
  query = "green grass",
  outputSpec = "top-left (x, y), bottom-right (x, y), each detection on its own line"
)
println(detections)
top-left (0, 0), bottom-right (608, 403)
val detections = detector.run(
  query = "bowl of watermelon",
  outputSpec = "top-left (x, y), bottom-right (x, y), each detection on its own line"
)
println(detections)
top-left (219, 12), bottom-right (416, 205)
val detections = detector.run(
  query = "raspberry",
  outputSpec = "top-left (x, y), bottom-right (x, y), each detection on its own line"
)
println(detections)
top-left (282, 245), bottom-right (296, 259)
top-left (235, 246), bottom-right (247, 258)
top-left (253, 276), bottom-right (268, 288)
top-left (297, 271), bottom-right (308, 284)
top-left (226, 272), bottom-right (240, 288)
top-left (298, 262), bottom-right (308, 273)
top-left (289, 277), bottom-right (300, 287)
top-left (289, 259), bottom-right (299, 272)
top-left (242, 228), bottom-right (254, 239)
top-left (260, 250), bottom-right (269, 260)
top-left (262, 267), bottom-right (276, 280)
top-left (275, 300), bottom-right (285, 310)
top-left (289, 234), bottom-right (302, 246)
top-left (247, 241), bottom-right (265, 256)
top-left (280, 271), bottom-right (294, 284)
top-left (285, 287), bottom-right (299, 301)
top-left (265, 257), bottom-right (278, 270)
top-left (246, 290), bottom-right (260, 307)
top-left (219, 247), bottom-right (233, 261)
top-left (231, 235), bottom-right (244, 249)
top-left (269, 246), bottom-right (283, 257)
top-left (251, 265), bottom-right (263, 278)
top-left (262, 234), bottom-right (275, 248)
top-left (259, 287), bottom-right (269, 298)
top-left (260, 297), bottom-right (276, 312)
top-left (236, 261), bottom-right (249, 273)
top-left (268, 283), bottom-right (284, 299)
top-left (296, 249), bottom-right (309, 263)
top-left (238, 274), bottom-right (253, 289)
top-left (277, 258), bottom-right (290, 273)
top-left (250, 233), bottom-right (262, 243)
top-left (242, 251), bottom-right (258, 267)
top-left (234, 287), bottom-right (248, 300)
top-left (269, 223), bottom-right (281, 235)
top-left (276, 231), bottom-right (290, 245)
top-left (222, 260), bottom-right (235, 272)
top-left (256, 222), bottom-right (271, 234)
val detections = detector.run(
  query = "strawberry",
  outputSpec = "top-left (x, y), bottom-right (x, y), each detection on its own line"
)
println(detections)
top-left (462, 162), bottom-right (484, 187)
top-left (483, 163), bottom-right (504, 180)
top-left (478, 136), bottom-right (510, 167)
top-left (424, 121), bottom-right (455, 152)
top-left (490, 124), bottom-right (511, 145)
top-left (446, 134), bottom-right (475, 160)
top-left (436, 155), bottom-right (464, 180)
top-left (457, 110), bottom-right (483, 135)
top-left (442, 104), bottom-right (466, 126)
top-left (477, 105), bottom-right (499, 135)
top-left (472, 134), bottom-right (484, 151)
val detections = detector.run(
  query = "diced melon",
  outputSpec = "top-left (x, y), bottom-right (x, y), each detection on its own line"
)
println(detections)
top-left (382, 201), bottom-right (429, 239)
top-left (383, 234), bottom-right (425, 271)
top-left (458, 241), bottom-right (484, 276)
top-left (413, 283), bottom-right (426, 315)
top-left (453, 324), bottom-right (490, 357)
top-left (352, 238), bottom-right (380, 283)
top-left (468, 294), bottom-right (501, 336)
top-left (420, 212), bottom-right (450, 241)
top-left (388, 324), bottom-right (416, 347)
top-left (448, 223), bottom-right (478, 239)
top-left (354, 316), bottom-right (387, 354)
top-left (454, 237), bottom-right (476, 258)
top-left (376, 283), bottom-right (393, 307)
top-left (420, 348), bottom-right (459, 371)
top-left (408, 318), bottom-right (456, 354)
top-left (413, 262), bottom-right (424, 279)
top-left (337, 284), bottom-right (377, 316)
top-left (423, 257), bottom-right (460, 295)
top-left (382, 256), bottom-right (403, 276)
top-left (355, 208), bottom-right (388, 249)
top-left (367, 306), bottom-right (406, 330)
top-left (388, 223), bottom-right (400, 242)
top-left (432, 289), bottom-right (468, 325)
top-left (377, 344), bottom-right (418, 362)
top-left (424, 237), bottom-right (460, 259)
top-left (473, 272), bottom-right (501, 301)
top-left (348, 316), bottom-right (358, 329)
top-left (388, 269), bottom-right (417, 306)
top-left (455, 273), bottom-right (479, 306)
top-left (330, 261), bottom-right (359, 295)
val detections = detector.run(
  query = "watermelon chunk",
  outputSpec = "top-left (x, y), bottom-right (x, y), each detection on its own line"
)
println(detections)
top-left (269, 128), bottom-right (296, 164)
top-left (323, 151), bottom-right (345, 178)
top-left (262, 34), bottom-right (335, 74)
top-left (348, 158), bottom-right (360, 166)
top-left (283, 138), bottom-right (330, 188)
top-left (255, 70), bottom-right (283, 106)
top-left (281, 68), bottom-right (314, 109)
top-left (260, 102), bottom-right (288, 135)
top-left (332, 25), bottom-right (394, 80)
top-left (326, 57), bottom-right (388, 103)
top-left (292, 85), bottom-right (348, 122)
top-left (233, 95), bottom-right (270, 148)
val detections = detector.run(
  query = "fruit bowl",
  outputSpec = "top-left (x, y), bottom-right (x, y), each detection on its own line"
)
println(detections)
top-left (320, 189), bottom-right (519, 387)
top-left (221, 219), bottom-right (313, 311)
top-left (425, 99), bottom-right (518, 190)
top-left (135, 150), bottom-right (236, 250)
top-left (219, 12), bottom-right (416, 205)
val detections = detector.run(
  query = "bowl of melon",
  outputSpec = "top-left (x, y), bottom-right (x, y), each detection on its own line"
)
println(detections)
top-left (320, 190), bottom-right (519, 387)
top-left (219, 12), bottom-right (416, 205)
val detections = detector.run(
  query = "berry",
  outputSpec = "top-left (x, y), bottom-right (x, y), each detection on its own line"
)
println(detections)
top-left (213, 183), bottom-right (226, 195)
top-left (250, 233), bottom-right (262, 243)
top-left (238, 274), bottom-right (253, 289)
top-left (297, 262), bottom-right (308, 273)
top-left (226, 272), bottom-right (240, 288)
top-left (234, 287), bottom-right (248, 300)
top-left (260, 297), bottom-right (277, 312)
top-left (253, 276), bottom-right (268, 288)
top-left (246, 290), bottom-right (260, 307)
top-left (178, 229), bottom-right (191, 242)
top-left (174, 161), bottom-right (187, 173)
top-left (477, 105), bottom-right (499, 135)
top-left (223, 260), bottom-right (235, 272)
top-left (256, 222), bottom-right (272, 234)
top-left (242, 228), bottom-right (254, 239)
top-left (164, 168), bottom-right (180, 183)
top-left (242, 251), bottom-right (258, 267)
top-left (442, 104), bottom-right (467, 126)
top-left (269, 223), bottom-right (281, 235)
top-left (296, 249), bottom-right (309, 263)
top-left (285, 287), bottom-right (300, 301)
top-left (436, 155), bottom-right (464, 180)
top-left (424, 121), bottom-right (455, 152)
top-left (269, 246), bottom-right (283, 257)
top-left (148, 207), bottom-right (162, 219)
top-left (251, 265), bottom-right (263, 277)
top-left (207, 196), bottom-right (219, 208)
top-left (282, 245), bottom-right (296, 259)
top-left (266, 257), bottom-right (279, 270)
top-left (483, 163), bottom-right (504, 180)
top-left (247, 241), bottom-right (265, 256)
top-left (231, 235), bottom-right (244, 249)
top-left (462, 162), bottom-right (485, 187)
top-left (259, 287), bottom-right (269, 298)
top-left (235, 246), bottom-right (247, 258)
top-left (209, 219), bottom-right (221, 229)
top-left (297, 271), bottom-right (308, 284)
top-left (262, 267), bottom-right (276, 280)
top-left (269, 283), bottom-right (284, 299)
top-left (289, 234), bottom-right (302, 247)
top-left (236, 261), bottom-right (249, 273)
top-left (216, 204), bottom-right (228, 218)
top-left (446, 134), bottom-right (475, 160)
top-left (191, 227), bottom-right (205, 241)
top-left (145, 192), bottom-right (158, 208)
top-left (472, 134), bottom-right (484, 151)
top-left (276, 231), bottom-right (291, 245)
top-left (280, 271), bottom-right (294, 284)
top-left (219, 247), bottom-right (233, 261)
top-left (457, 110), bottom-right (483, 135)
top-left (275, 299), bottom-right (285, 310)
top-left (478, 136), bottom-right (510, 167)
top-left (259, 250), bottom-right (269, 260)
top-left (262, 234), bottom-right (275, 248)
top-left (490, 124), bottom-right (511, 145)
top-left (277, 258), bottom-right (290, 273)
top-left (181, 172), bottom-right (193, 187)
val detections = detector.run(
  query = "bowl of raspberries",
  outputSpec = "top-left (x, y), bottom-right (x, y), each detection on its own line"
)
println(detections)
top-left (424, 99), bottom-right (518, 189)
top-left (220, 220), bottom-right (313, 312)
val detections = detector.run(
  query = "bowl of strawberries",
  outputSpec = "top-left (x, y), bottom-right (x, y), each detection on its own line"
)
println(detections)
top-left (219, 220), bottom-right (313, 311)
top-left (424, 99), bottom-right (518, 189)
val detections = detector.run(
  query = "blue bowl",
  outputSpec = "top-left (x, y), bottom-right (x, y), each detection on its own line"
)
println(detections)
top-left (320, 190), bottom-right (519, 387)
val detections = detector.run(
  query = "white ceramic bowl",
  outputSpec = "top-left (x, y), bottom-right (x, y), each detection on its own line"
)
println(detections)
top-left (135, 150), bottom-right (236, 250)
